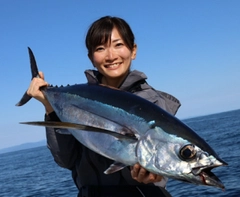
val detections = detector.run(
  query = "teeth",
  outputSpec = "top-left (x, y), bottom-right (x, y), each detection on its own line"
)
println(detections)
top-left (106, 63), bottom-right (120, 68)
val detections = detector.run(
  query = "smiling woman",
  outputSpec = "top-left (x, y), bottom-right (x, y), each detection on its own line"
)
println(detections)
top-left (86, 17), bottom-right (137, 88)
top-left (24, 16), bottom-right (181, 197)
top-left (90, 28), bottom-right (137, 88)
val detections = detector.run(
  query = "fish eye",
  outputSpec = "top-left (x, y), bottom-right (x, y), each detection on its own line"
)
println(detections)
top-left (179, 144), bottom-right (196, 161)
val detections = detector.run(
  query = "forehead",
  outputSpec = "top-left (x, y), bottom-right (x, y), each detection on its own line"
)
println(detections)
top-left (110, 28), bottom-right (123, 41)
top-left (98, 27), bottom-right (123, 46)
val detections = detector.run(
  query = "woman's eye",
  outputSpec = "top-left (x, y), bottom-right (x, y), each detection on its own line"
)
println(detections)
top-left (95, 47), bottom-right (104, 51)
top-left (116, 43), bottom-right (123, 47)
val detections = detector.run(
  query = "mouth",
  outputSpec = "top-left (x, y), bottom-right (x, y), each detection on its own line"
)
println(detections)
top-left (199, 168), bottom-right (225, 190)
top-left (104, 62), bottom-right (122, 69)
top-left (190, 157), bottom-right (227, 189)
top-left (191, 165), bottom-right (226, 189)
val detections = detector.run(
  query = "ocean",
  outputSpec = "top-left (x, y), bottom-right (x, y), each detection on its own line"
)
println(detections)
top-left (0, 109), bottom-right (239, 197)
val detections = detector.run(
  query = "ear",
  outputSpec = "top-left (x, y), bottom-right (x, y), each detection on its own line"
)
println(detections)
top-left (131, 44), bottom-right (137, 60)
top-left (88, 53), bottom-right (93, 62)
top-left (88, 53), bottom-right (96, 68)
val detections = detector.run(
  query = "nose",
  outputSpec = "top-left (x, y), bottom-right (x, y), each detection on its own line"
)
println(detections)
top-left (105, 47), bottom-right (116, 61)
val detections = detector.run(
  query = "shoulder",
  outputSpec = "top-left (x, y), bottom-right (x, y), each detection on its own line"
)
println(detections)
top-left (84, 69), bottom-right (101, 84)
top-left (136, 85), bottom-right (181, 115)
top-left (125, 72), bottom-right (181, 115)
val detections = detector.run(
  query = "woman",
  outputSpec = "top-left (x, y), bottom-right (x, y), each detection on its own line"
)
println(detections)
top-left (27, 16), bottom-right (180, 197)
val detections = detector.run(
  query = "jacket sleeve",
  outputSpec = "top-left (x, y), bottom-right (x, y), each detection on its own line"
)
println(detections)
top-left (45, 111), bottom-right (81, 170)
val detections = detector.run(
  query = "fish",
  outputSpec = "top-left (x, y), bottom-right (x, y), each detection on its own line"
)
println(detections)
top-left (16, 47), bottom-right (227, 189)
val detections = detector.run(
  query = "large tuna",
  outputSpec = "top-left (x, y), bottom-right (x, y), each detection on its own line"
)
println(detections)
top-left (16, 47), bottom-right (227, 189)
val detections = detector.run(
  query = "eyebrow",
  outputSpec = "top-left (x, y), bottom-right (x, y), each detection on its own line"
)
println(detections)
top-left (112, 38), bottom-right (122, 43)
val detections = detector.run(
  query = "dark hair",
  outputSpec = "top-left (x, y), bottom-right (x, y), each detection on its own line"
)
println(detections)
top-left (85, 16), bottom-right (135, 56)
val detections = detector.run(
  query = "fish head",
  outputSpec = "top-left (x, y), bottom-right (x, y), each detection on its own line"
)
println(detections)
top-left (136, 127), bottom-right (227, 189)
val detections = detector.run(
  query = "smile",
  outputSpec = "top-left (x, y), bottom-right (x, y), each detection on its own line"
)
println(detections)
top-left (104, 63), bottom-right (122, 69)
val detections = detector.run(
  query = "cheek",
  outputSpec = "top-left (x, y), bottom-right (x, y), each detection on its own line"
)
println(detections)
top-left (118, 49), bottom-right (133, 60)
top-left (92, 54), bottom-right (103, 66)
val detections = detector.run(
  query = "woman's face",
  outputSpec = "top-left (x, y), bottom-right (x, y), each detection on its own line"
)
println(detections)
top-left (90, 27), bottom-right (137, 85)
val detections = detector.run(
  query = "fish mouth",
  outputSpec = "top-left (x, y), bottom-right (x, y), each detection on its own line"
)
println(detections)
top-left (199, 168), bottom-right (225, 189)
top-left (190, 158), bottom-right (227, 189)
top-left (191, 165), bottom-right (226, 189)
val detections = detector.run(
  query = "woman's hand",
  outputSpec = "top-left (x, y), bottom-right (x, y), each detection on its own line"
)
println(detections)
top-left (27, 71), bottom-right (53, 114)
top-left (131, 163), bottom-right (163, 184)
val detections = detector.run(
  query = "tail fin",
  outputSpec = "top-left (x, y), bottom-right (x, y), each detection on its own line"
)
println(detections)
top-left (15, 47), bottom-right (40, 106)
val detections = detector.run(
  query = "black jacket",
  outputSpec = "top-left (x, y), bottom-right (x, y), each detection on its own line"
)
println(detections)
top-left (45, 70), bottom-right (181, 194)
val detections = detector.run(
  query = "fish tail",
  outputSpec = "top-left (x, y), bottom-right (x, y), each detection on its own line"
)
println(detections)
top-left (15, 47), bottom-right (39, 106)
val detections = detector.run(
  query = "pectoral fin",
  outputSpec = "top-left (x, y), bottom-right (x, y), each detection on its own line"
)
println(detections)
top-left (20, 121), bottom-right (138, 140)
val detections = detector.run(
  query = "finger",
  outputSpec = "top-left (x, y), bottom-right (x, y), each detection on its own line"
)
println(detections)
top-left (131, 164), bottom-right (141, 180)
top-left (141, 173), bottom-right (164, 184)
top-left (137, 167), bottom-right (148, 182)
top-left (148, 173), bottom-right (157, 181)
top-left (39, 71), bottom-right (44, 80)
top-left (141, 172), bottom-right (156, 184)
top-left (155, 175), bottom-right (163, 182)
top-left (27, 78), bottom-right (47, 97)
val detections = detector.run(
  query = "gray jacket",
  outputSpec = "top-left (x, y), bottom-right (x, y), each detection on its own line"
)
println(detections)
top-left (45, 69), bottom-right (181, 190)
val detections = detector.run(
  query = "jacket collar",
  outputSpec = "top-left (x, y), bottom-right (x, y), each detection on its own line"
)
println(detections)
top-left (84, 69), bottom-right (148, 90)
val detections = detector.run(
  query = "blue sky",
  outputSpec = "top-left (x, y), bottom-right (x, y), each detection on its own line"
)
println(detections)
top-left (1, 0), bottom-right (239, 149)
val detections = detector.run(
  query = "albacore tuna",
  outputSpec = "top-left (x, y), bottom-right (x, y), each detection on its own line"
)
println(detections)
top-left (17, 47), bottom-right (227, 189)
